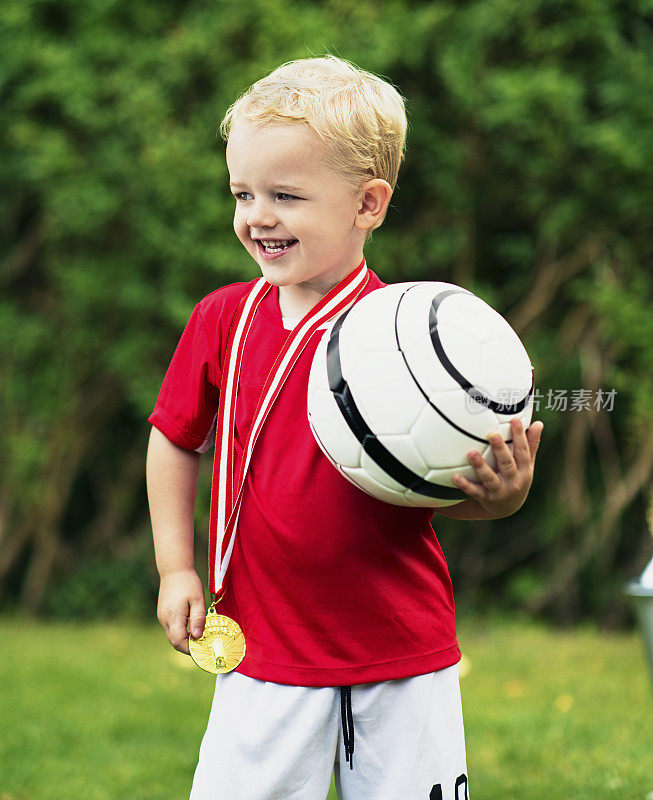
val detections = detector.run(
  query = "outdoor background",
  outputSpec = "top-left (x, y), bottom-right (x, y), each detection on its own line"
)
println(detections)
top-left (1, 0), bottom-right (652, 798)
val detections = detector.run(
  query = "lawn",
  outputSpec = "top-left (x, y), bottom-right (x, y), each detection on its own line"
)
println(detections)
top-left (0, 616), bottom-right (651, 799)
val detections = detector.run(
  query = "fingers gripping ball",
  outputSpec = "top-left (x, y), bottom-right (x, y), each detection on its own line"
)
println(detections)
top-left (307, 282), bottom-right (534, 507)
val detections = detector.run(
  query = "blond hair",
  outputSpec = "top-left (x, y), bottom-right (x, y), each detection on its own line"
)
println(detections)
top-left (220, 56), bottom-right (407, 197)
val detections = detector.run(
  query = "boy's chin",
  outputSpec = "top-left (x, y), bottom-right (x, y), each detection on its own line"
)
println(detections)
top-left (247, 249), bottom-right (295, 280)
top-left (255, 260), bottom-right (296, 286)
top-left (259, 273), bottom-right (286, 286)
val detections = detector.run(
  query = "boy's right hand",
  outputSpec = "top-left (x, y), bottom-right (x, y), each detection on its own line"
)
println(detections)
top-left (157, 569), bottom-right (207, 655)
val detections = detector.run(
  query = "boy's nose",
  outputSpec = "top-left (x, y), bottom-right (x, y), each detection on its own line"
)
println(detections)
top-left (246, 200), bottom-right (277, 229)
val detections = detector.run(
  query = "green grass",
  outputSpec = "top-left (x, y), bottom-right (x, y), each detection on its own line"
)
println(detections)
top-left (457, 618), bottom-right (652, 799)
top-left (0, 617), bottom-right (651, 799)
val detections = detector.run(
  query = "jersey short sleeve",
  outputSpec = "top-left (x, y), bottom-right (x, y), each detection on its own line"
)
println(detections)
top-left (149, 303), bottom-right (221, 452)
top-left (149, 281), bottom-right (254, 452)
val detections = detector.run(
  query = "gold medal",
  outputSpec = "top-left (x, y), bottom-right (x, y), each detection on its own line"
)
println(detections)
top-left (189, 601), bottom-right (246, 674)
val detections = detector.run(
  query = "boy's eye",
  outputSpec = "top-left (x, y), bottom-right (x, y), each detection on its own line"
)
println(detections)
top-left (231, 192), bottom-right (298, 201)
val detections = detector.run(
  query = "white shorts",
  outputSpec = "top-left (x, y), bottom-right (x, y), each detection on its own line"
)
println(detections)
top-left (189, 665), bottom-right (468, 800)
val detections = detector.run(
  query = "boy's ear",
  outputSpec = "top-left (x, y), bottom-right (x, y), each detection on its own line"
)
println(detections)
top-left (355, 179), bottom-right (393, 232)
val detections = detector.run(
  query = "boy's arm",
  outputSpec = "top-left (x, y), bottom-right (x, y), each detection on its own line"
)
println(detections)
top-left (146, 426), bottom-right (206, 654)
top-left (437, 418), bottom-right (544, 521)
top-left (435, 498), bottom-right (495, 521)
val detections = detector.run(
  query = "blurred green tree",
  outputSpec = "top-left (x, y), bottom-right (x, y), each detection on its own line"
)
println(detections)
top-left (1, 0), bottom-right (651, 621)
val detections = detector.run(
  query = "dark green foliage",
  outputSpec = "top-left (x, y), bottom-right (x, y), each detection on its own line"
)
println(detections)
top-left (1, 0), bottom-right (651, 621)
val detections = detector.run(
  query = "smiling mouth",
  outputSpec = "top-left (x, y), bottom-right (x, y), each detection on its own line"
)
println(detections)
top-left (257, 239), bottom-right (297, 252)
top-left (255, 239), bottom-right (298, 257)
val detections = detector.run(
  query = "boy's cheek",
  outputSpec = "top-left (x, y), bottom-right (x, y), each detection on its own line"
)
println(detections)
top-left (233, 220), bottom-right (250, 244)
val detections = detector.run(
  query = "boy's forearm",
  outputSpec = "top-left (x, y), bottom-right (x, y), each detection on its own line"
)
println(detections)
top-left (436, 498), bottom-right (493, 520)
top-left (146, 426), bottom-right (202, 577)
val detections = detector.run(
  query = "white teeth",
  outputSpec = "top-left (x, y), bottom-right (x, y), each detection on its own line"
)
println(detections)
top-left (259, 239), bottom-right (295, 252)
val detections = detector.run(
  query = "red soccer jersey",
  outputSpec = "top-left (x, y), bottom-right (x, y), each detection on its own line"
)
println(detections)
top-left (149, 269), bottom-right (461, 686)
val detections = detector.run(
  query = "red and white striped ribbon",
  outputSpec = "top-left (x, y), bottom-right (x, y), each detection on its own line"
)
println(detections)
top-left (208, 259), bottom-right (369, 596)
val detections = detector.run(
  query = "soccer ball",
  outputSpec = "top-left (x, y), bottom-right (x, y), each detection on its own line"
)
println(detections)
top-left (307, 281), bottom-right (534, 507)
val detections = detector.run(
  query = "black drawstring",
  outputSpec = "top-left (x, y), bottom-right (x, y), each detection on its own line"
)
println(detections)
top-left (340, 686), bottom-right (354, 770)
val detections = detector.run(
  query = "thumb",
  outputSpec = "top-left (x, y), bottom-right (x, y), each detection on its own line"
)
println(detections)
top-left (189, 597), bottom-right (207, 640)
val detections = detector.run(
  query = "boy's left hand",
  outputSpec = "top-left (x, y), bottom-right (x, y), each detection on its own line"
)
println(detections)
top-left (451, 418), bottom-right (544, 519)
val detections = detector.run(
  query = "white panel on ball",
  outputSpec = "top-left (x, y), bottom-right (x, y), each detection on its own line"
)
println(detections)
top-left (402, 337), bottom-right (462, 397)
top-left (479, 337), bottom-right (532, 399)
top-left (493, 422), bottom-right (513, 442)
top-left (360, 449), bottom-right (407, 493)
top-left (306, 279), bottom-right (534, 508)
top-left (424, 464), bottom-right (476, 485)
top-left (423, 385), bottom-right (498, 441)
top-left (438, 293), bottom-right (506, 343)
top-left (393, 282), bottom-right (467, 352)
top-left (307, 386), bottom-right (361, 469)
top-left (376, 433), bottom-right (429, 478)
top-left (410, 403), bottom-right (482, 470)
top-left (338, 283), bottom-right (415, 364)
top-left (346, 350), bottom-right (426, 435)
top-left (342, 466), bottom-right (412, 506)
top-left (433, 324), bottom-right (485, 384)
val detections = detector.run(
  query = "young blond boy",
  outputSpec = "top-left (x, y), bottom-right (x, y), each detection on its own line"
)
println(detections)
top-left (147, 56), bottom-right (543, 800)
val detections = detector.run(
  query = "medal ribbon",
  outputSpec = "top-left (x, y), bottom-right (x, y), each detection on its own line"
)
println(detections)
top-left (208, 259), bottom-right (369, 596)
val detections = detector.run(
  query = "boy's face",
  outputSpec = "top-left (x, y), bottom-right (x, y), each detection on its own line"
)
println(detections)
top-left (226, 120), bottom-right (367, 299)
